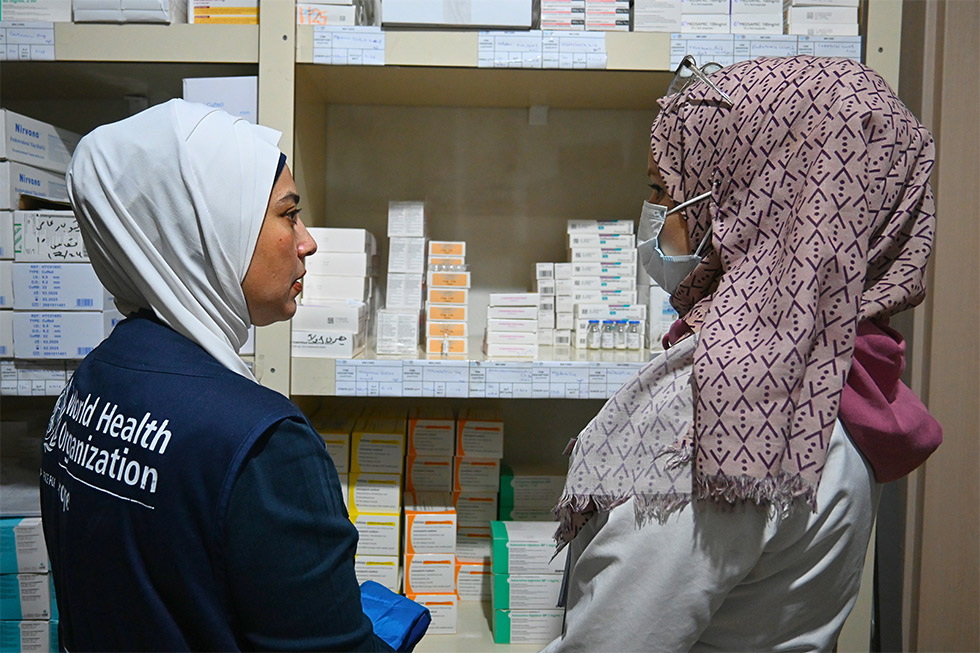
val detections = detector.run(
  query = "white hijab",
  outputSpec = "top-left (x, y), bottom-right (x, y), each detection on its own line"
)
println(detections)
top-left (67, 99), bottom-right (282, 379)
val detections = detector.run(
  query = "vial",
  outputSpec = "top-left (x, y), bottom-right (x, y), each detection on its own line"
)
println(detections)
top-left (587, 320), bottom-right (601, 349)
top-left (615, 320), bottom-right (627, 349)
top-left (601, 320), bottom-right (616, 349)
top-left (627, 320), bottom-right (641, 350)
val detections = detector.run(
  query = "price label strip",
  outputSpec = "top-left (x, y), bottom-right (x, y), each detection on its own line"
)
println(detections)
top-left (0, 22), bottom-right (55, 61)
top-left (313, 26), bottom-right (385, 66)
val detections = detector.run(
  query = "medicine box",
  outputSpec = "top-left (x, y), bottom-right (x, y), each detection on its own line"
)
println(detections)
top-left (404, 492), bottom-right (457, 554)
top-left (427, 287), bottom-right (468, 305)
top-left (428, 256), bottom-right (464, 267)
top-left (0, 518), bottom-right (48, 574)
top-left (453, 491), bottom-right (498, 527)
top-left (486, 305), bottom-right (538, 321)
top-left (566, 232), bottom-right (635, 248)
top-left (492, 609), bottom-right (564, 645)
top-left (488, 292), bottom-right (539, 307)
top-left (680, 0), bottom-right (730, 13)
top-left (306, 227), bottom-right (377, 254)
top-left (189, 0), bottom-right (259, 25)
top-left (492, 573), bottom-right (564, 610)
top-left (388, 237), bottom-right (427, 274)
top-left (12, 262), bottom-right (107, 311)
top-left (404, 592), bottom-right (458, 634)
top-left (296, 2), bottom-right (356, 24)
top-left (428, 240), bottom-right (466, 257)
top-left (455, 561), bottom-right (492, 601)
top-left (0, 261), bottom-right (11, 307)
top-left (350, 415), bottom-right (406, 475)
top-left (730, 15), bottom-right (783, 33)
top-left (485, 343), bottom-right (538, 359)
top-left (354, 555), bottom-right (399, 593)
top-left (571, 260), bottom-right (635, 277)
top-left (407, 407), bottom-right (455, 457)
top-left (571, 275), bottom-right (636, 292)
top-left (376, 309), bottom-right (421, 355)
top-left (182, 76), bottom-right (257, 124)
top-left (0, 162), bottom-right (70, 210)
top-left (0, 110), bottom-right (80, 174)
top-left (405, 456), bottom-right (453, 493)
top-left (383, 0), bottom-right (532, 28)
top-left (338, 474), bottom-right (349, 508)
top-left (387, 273), bottom-right (425, 310)
top-left (486, 330), bottom-right (537, 346)
top-left (0, 620), bottom-right (59, 653)
top-left (425, 337), bottom-right (467, 356)
top-left (350, 510), bottom-right (400, 556)
top-left (455, 526), bottom-right (492, 563)
top-left (0, 311), bottom-right (12, 358)
top-left (294, 299), bottom-right (367, 333)
top-left (12, 211), bottom-right (87, 262)
top-left (571, 289), bottom-right (637, 305)
top-left (499, 464), bottom-right (565, 520)
top-left (403, 554), bottom-right (457, 594)
top-left (533, 278), bottom-right (555, 296)
top-left (453, 457), bottom-right (500, 492)
top-left (305, 251), bottom-right (374, 277)
top-left (291, 328), bottom-right (365, 358)
top-left (427, 321), bottom-right (467, 338)
top-left (490, 521), bottom-right (567, 575)
top-left (302, 274), bottom-right (370, 302)
top-left (486, 318), bottom-right (537, 333)
top-left (426, 270), bottom-right (470, 289)
top-left (12, 311), bottom-right (104, 359)
top-left (0, 574), bottom-right (53, 620)
top-left (348, 473), bottom-right (402, 514)
top-left (0, 212), bottom-right (12, 260)
top-left (387, 201), bottom-right (426, 238)
top-left (680, 14), bottom-right (732, 33)
top-left (456, 408), bottom-right (504, 458)
top-left (568, 247), bottom-right (637, 264)
top-left (425, 303), bottom-right (467, 323)
top-left (566, 219), bottom-right (633, 235)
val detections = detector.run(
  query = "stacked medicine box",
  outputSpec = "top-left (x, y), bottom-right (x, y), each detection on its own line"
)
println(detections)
top-left (424, 241), bottom-right (469, 359)
top-left (540, 0), bottom-right (585, 30)
top-left (453, 408), bottom-right (503, 603)
top-left (498, 464), bottom-right (566, 522)
top-left (490, 521), bottom-right (567, 645)
top-left (567, 219), bottom-right (647, 348)
top-left (293, 227), bottom-right (375, 359)
top-left (730, 0), bottom-right (784, 35)
top-left (633, 0), bottom-right (682, 32)
top-left (533, 263), bottom-right (574, 348)
top-left (484, 292), bottom-right (540, 359)
top-left (784, 0), bottom-right (859, 36)
top-left (377, 201), bottom-right (427, 355)
top-left (680, 0), bottom-right (732, 34)
top-left (348, 411), bottom-right (407, 590)
top-left (0, 517), bottom-right (58, 652)
top-left (403, 492), bottom-right (458, 634)
top-left (584, 0), bottom-right (629, 31)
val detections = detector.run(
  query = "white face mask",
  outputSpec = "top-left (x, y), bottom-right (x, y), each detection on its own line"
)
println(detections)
top-left (637, 190), bottom-right (713, 295)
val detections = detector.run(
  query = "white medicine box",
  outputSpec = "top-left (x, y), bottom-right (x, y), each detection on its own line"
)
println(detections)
top-left (0, 109), bottom-right (80, 174)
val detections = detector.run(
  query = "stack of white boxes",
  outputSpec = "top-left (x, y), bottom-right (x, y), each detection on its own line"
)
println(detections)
top-left (784, 0), bottom-right (858, 35)
top-left (403, 492), bottom-right (458, 634)
top-left (348, 411), bottom-right (407, 591)
top-left (533, 263), bottom-right (573, 349)
top-left (540, 0), bottom-right (585, 30)
top-left (453, 408), bottom-right (503, 603)
top-left (293, 227), bottom-right (375, 358)
top-left (680, 0), bottom-right (732, 34)
top-left (731, 0), bottom-right (783, 34)
top-left (484, 293), bottom-right (540, 359)
top-left (532, 264), bottom-right (555, 349)
top-left (377, 201), bottom-right (426, 355)
top-left (424, 241), bottom-right (469, 359)
top-left (490, 521), bottom-right (567, 645)
top-left (633, 0), bottom-right (682, 32)
top-left (553, 263), bottom-right (574, 346)
top-left (0, 517), bottom-right (58, 649)
top-left (584, 0), bottom-right (629, 31)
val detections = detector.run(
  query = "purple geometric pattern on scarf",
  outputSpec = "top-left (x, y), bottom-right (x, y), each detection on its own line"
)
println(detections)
top-left (554, 56), bottom-right (936, 546)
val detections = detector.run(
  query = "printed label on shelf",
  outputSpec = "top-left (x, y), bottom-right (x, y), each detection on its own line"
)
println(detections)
top-left (478, 30), bottom-right (606, 70)
top-left (313, 26), bottom-right (385, 66)
top-left (670, 33), bottom-right (862, 68)
top-left (0, 22), bottom-right (56, 61)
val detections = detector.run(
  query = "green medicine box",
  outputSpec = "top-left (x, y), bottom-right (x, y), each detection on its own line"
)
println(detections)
top-left (490, 520), bottom-right (566, 575)
top-left (492, 608), bottom-right (564, 645)
top-left (491, 573), bottom-right (564, 611)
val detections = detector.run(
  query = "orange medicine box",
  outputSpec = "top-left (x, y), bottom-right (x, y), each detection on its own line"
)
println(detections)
top-left (427, 321), bottom-right (468, 338)
top-left (427, 270), bottom-right (471, 288)
top-left (425, 303), bottom-right (467, 322)
top-left (428, 241), bottom-right (466, 257)
top-left (404, 492), bottom-right (457, 554)
top-left (428, 287), bottom-right (468, 305)
top-left (453, 491), bottom-right (499, 526)
top-left (408, 408), bottom-right (455, 456)
top-left (456, 408), bottom-right (504, 458)
top-left (425, 337), bottom-right (468, 355)
top-left (453, 457), bottom-right (501, 492)
top-left (404, 554), bottom-right (457, 594)
top-left (455, 526), bottom-right (492, 563)
top-left (405, 455), bottom-right (453, 493)
top-left (456, 560), bottom-right (492, 601)
top-left (428, 256), bottom-right (465, 267)
top-left (405, 592), bottom-right (458, 634)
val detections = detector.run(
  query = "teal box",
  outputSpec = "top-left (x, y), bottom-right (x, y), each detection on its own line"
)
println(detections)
top-left (492, 608), bottom-right (564, 645)
top-left (489, 520), bottom-right (566, 575)
top-left (491, 573), bottom-right (564, 611)
top-left (497, 464), bottom-right (565, 521)
top-left (0, 620), bottom-right (57, 652)
top-left (0, 573), bottom-right (53, 620)
top-left (0, 518), bottom-right (48, 574)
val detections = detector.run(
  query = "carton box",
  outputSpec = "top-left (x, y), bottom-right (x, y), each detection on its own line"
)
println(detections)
top-left (424, 337), bottom-right (467, 356)
top-left (0, 109), bottom-right (80, 174)
top-left (455, 408), bottom-right (504, 458)
top-left (302, 274), bottom-right (370, 302)
top-left (404, 492), bottom-right (456, 554)
top-left (0, 574), bottom-right (52, 620)
top-left (455, 560), bottom-right (492, 601)
top-left (306, 227), bottom-right (377, 254)
top-left (485, 343), bottom-right (538, 359)
top-left (486, 305), bottom-right (537, 320)
top-left (428, 241), bottom-right (466, 257)
top-left (407, 408), bottom-right (455, 457)
top-left (375, 309), bottom-right (421, 355)
top-left (12, 311), bottom-right (104, 359)
top-left (296, 2), bottom-right (356, 24)
top-left (492, 609), bottom-right (564, 645)
top-left (453, 457), bottom-right (500, 492)
top-left (348, 473), bottom-right (402, 514)
top-left (189, 0), bottom-right (259, 25)
top-left (0, 310), bottom-right (12, 358)
top-left (350, 510), bottom-right (400, 556)
top-left (383, 0), bottom-right (531, 28)
top-left (386, 273), bottom-right (425, 310)
top-left (305, 251), bottom-right (374, 277)
top-left (426, 270), bottom-right (470, 289)
top-left (0, 162), bottom-right (70, 210)
top-left (12, 263), bottom-right (107, 311)
top-left (492, 573), bottom-right (563, 610)
top-left (566, 219), bottom-right (633, 234)
top-left (404, 592), bottom-right (458, 634)
top-left (12, 211), bottom-right (87, 262)
top-left (488, 292), bottom-right (539, 307)
top-left (490, 521), bottom-right (567, 575)
top-left (485, 318), bottom-right (537, 333)
top-left (0, 620), bottom-right (59, 653)
top-left (427, 287), bottom-right (467, 305)
top-left (350, 415), bottom-right (407, 475)
top-left (0, 518), bottom-right (48, 574)
top-left (182, 76), bottom-right (257, 123)
top-left (403, 553), bottom-right (456, 594)
top-left (455, 526), bottom-right (492, 563)
top-left (426, 320), bottom-right (467, 339)
top-left (499, 465), bottom-right (565, 521)
top-left (387, 201), bottom-right (426, 238)
top-left (354, 555), bottom-right (399, 593)
top-left (0, 211), bottom-right (11, 260)
top-left (294, 299), bottom-right (367, 333)
top-left (425, 303), bottom-right (467, 323)
top-left (388, 237), bottom-right (427, 274)
top-left (453, 491), bottom-right (498, 527)
top-left (405, 456), bottom-right (453, 493)
top-left (486, 331), bottom-right (537, 346)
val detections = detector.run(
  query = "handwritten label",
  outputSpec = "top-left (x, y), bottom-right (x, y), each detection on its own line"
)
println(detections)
top-left (313, 26), bottom-right (385, 66)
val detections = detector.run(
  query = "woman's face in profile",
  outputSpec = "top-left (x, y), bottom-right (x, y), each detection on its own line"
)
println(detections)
top-left (241, 165), bottom-right (318, 326)
top-left (647, 150), bottom-right (691, 257)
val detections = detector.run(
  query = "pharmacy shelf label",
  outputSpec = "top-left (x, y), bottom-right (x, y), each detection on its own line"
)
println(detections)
top-left (313, 26), bottom-right (385, 66)
top-left (0, 22), bottom-right (55, 61)
top-left (335, 359), bottom-right (403, 396)
top-left (478, 30), bottom-right (607, 70)
top-left (417, 360), bottom-right (469, 398)
top-left (670, 33), bottom-right (862, 69)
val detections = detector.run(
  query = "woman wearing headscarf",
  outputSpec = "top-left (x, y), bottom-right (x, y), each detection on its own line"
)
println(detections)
top-left (39, 100), bottom-right (424, 651)
top-left (545, 56), bottom-right (942, 651)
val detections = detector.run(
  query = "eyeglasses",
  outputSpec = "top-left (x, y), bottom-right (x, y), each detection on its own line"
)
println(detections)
top-left (666, 55), bottom-right (733, 108)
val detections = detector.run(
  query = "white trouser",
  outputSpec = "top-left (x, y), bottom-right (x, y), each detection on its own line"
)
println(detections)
top-left (543, 419), bottom-right (881, 653)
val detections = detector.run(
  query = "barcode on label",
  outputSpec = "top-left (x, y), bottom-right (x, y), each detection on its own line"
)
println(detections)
top-left (76, 299), bottom-right (94, 307)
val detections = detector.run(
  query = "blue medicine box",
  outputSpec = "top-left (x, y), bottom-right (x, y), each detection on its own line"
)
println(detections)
top-left (0, 518), bottom-right (48, 574)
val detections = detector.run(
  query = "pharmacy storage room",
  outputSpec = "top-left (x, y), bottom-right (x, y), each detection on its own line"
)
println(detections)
top-left (0, 0), bottom-right (976, 651)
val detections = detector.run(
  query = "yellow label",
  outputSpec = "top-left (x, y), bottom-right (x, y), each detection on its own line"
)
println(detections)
top-left (429, 241), bottom-right (465, 256)
top-left (428, 256), bottom-right (465, 266)
top-left (428, 288), bottom-right (467, 304)
top-left (429, 272), bottom-right (469, 288)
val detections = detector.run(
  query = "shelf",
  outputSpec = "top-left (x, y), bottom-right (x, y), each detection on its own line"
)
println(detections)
top-left (53, 23), bottom-right (258, 62)
top-left (291, 342), bottom-right (652, 397)
top-left (414, 600), bottom-right (544, 653)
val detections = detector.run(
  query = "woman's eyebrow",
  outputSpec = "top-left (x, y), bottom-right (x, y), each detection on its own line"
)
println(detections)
top-left (277, 192), bottom-right (301, 207)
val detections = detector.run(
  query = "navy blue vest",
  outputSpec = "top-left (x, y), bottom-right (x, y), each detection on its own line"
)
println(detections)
top-left (40, 315), bottom-right (304, 651)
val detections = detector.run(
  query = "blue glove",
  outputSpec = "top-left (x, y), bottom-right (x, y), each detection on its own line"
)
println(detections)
top-left (360, 581), bottom-right (431, 652)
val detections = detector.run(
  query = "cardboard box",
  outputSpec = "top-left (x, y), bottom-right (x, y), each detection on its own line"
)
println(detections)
top-left (680, 13), bottom-right (731, 33)
top-left (0, 518), bottom-right (48, 574)
top-left (306, 251), bottom-right (374, 277)
top-left (427, 320), bottom-right (467, 338)
top-left (182, 76), bottom-right (257, 124)
top-left (554, 262), bottom-right (572, 279)
top-left (291, 328), bottom-right (365, 358)
top-left (426, 270), bottom-right (470, 289)
top-left (12, 263), bottom-right (106, 311)
top-left (303, 274), bottom-right (370, 302)
top-left (348, 472), bottom-right (402, 514)
top-left (486, 330), bottom-right (537, 346)
top-left (0, 0), bottom-right (72, 20)
top-left (571, 260), bottom-right (635, 277)
top-left (0, 620), bottom-right (59, 653)
top-left (456, 408), bottom-right (503, 458)
top-left (404, 553), bottom-right (456, 594)
top-left (488, 292), bottom-right (539, 307)
top-left (453, 457), bottom-right (500, 492)
top-left (0, 310), bottom-right (12, 358)
top-left (0, 110), bottom-right (79, 174)
top-left (427, 287), bottom-right (468, 305)
top-left (405, 456), bottom-right (453, 493)
top-left (386, 273), bottom-right (425, 310)
top-left (404, 593), bottom-right (458, 634)
top-left (383, 0), bottom-right (531, 28)
top-left (12, 211), bottom-right (87, 262)
top-left (350, 414), bottom-right (407, 475)
top-left (404, 492), bottom-right (457, 554)
top-left (73, 0), bottom-right (187, 23)
top-left (455, 561), bottom-right (492, 601)
top-left (455, 526), bottom-right (492, 563)
top-left (566, 219), bottom-right (633, 234)
top-left (428, 241), bottom-right (466, 257)
top-left (425, 303), bottom-right (467, 322)
top-left (492, 609), bottom-right (564, 644)
top-left (427, 255), bottom-right (465, 267)
top-left (407, 407), bottom-right (455, 457)
top-left (731, 14), bottom-right (783, 33)
top-left (350, 510), bottom-right (400, 556)
top-left (499, 464), bottom-right (565, 520)
top-left (534, 262), bottom-right (554, 279)
top-left (306, 227), bottom-right (377, 254)
top-left (533, 278), bottom-right (555, 296)
top-left (12, 311), bottom-right (104, 359)
top-left (425, 337), bottom-right (467, 356)
top-left (571, 275), bottom-right (636, 292)
top-left (679, 0), bottom-right (729, 12)
top-left (294, 299), bottom-right (367, 333)
top-left (354, 555), bottom-right (400, 592)
top-left (387, 201), bottom-right (426, 238)
top-left (568, 247), bottom-right (637, 264)
top-left (490, 521), bottom-right (567, 575)
top-left (0, 574), bottom-right (52, 620)
top-left (388, 237), bottom-right (427, 274)
top-left (0, 211), bottom-right (12, 260)
top-left (189, 0), bottom-right (258, 24)
top-left (486, 305), bottom-right (538, 321)
top-left (485, 343), bottom-right (538, 359)
top-left (492, 573), bottom-right (563, 610)
top-left (0, 260), bottom-right (12, 308)
top-left (485, 318), bottom-right (537, 333)
top-left (453, 491), bottom-right (498, 527)
top-left (1, 162), bottom-right (70, 210)
top-left (376, 309), bottom-right (420, 355)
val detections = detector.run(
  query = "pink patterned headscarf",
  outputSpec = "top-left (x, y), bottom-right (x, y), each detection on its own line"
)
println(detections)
top-left (555, 56), bottom-right (936, 544)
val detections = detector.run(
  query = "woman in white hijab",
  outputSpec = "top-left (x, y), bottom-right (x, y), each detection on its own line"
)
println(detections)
top-left (39, 100), bottom-right (404, 651)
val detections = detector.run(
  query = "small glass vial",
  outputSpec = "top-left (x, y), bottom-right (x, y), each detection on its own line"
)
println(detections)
top-left (601, 320), bottom-right (616, 349)
top-left (627, 320), bottom-right (642, 350)
top-left (615, 320), bottom-right (627, 349)
top-left (586, 320), bottom-right (601, 349)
